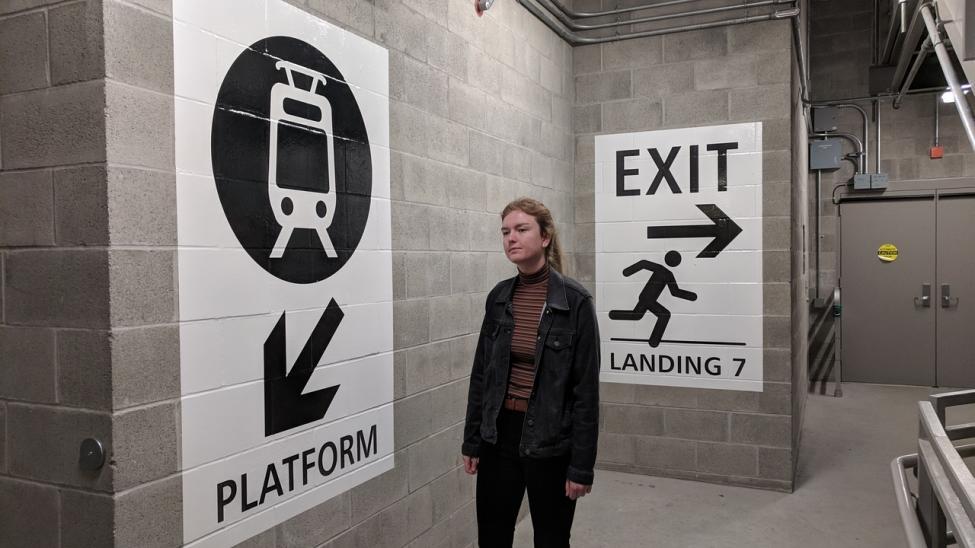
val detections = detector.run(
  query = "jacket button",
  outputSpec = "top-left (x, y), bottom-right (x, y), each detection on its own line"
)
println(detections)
top-left (527, 419), bottom-right (534, 427)
top-left (546, 309), bottom-right (551, 315)
top-left (536, 335), bottom-right (541, 341)
top-left (554, 341), bottom-right (560, 347)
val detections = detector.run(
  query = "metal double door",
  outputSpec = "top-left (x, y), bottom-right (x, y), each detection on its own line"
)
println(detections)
top-left (841, 193), bottom-right (975, 387)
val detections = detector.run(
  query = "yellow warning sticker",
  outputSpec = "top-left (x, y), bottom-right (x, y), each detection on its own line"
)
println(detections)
top-left (878, 243), bottom-right (898, 262)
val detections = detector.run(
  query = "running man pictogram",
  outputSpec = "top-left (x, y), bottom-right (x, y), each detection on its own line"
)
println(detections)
top-left (609, 251), bottom-right (697, 348)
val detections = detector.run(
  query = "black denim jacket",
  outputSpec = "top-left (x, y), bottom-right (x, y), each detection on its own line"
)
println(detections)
top-left (461, 267), bottom-right (600, 485)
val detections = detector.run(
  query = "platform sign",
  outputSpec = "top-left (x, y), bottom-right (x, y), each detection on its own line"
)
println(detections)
top-left (174, 0), bottom-right (392, 545)
top-left (595, 123), bottom-right (764, 392)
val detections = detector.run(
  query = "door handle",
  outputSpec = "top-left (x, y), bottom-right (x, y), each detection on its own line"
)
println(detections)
top-left (942, 284), bottom-right (960, 308)
top-left (915, 283), bottom-right (931, 307)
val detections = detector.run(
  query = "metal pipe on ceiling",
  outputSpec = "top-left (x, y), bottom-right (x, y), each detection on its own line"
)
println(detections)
top-left (889, 1), bottom-right (933, 91)
top-left (919, 3), bottom-right (975, 151)
top-left (881, 0), bottom-right (910, 64)
top-left (537, 0), bottom-right (791, 32)
top-left (517, 0), bottom-right (793, 46)
top-left (543, 0), bottom-right (708, 20)
top-left (893, 34), bottom-right (932, 109)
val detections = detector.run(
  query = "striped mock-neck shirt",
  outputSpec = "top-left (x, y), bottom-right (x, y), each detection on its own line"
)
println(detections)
top-left (506, 263), bottom-right (550, 401)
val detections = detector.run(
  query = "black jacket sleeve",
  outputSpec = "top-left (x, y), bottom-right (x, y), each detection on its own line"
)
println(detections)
top-left (566, 295), bottom-right (600, 485)
top-left (461, 294), bottom-right (492, 457)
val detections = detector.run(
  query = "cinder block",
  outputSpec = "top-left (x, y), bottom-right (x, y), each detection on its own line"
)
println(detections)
top-left (602, 403), bottom-right (665, 436)
top-left (531, 151), bottom-right (554, 188)
top-left (114, 474), bottom-right (182, 548)
top-left (304, 0), bottom-right (374, 38)
top-left (573, 44), bottom-right (601, 75)
top-left (107, 167), bottom-right (177, 246)
top-left (391, 50), bottom-right (448, 118)
top-left (392, 252), bottom-right (407, 301)
top-left (730, 413), bottom-right (791, 448)
top-left (426, 25), bottom-right (467, 82)
top-left (408, 423), bottom-right (463, 490)
top-left (376, 0), bottom-right (430, 63)
top-left (390, 102), bottom-right (469, 167)
top-left (0, 169), bottom-right (55, 247)
top-left (763, 314), bottom-right (791, 349)
top-left (697, 442), bottom-right (758, 476)
top-left (430, 379), bottom-right (468, 432)
top-left (350, 461), bottom-right (409, 525)
top-left (729, 84), bottom-right (791, 122)
top-left (7, 402), bottom-right (113, 490)
top-left (764, 150), bottom-right (792, 182)
top-left (756, 51), bottom-right (792, 85)
top-left (275, 492), bottom-right (351, 548)
top-left (764, 282), bottom-right (791, 316)
top-left (763, 182), bottom-right (790, 219)
top-left (575, 71), bottom-right (631, 104)
top-left (446, 165), bottom-right (487, 212)
top-left (694, 55), bottom-right (758, 91)
top-left (121, 0), bottom-right (172, 16)
top-left (467, 211), bottom-right (498, 252)
top-left (446, 500), bottom-right (476, 547)
top-left (404, 339), bottom-right (452, 395)
top-left (763, 216), bottom-right (791, 252)
top-left (0, 81), bottom-right (107, 169)
top-left (758, 446), bottom-right (793, 481)
top-left (466, 45), bottom-right (502, 95)
top-left (108, 250), bottom-right (176, 327)
top-left (391, 201), bottom-right (431, 251)
top-left (429, 464), bottom-right (474, 523)
top-left (450, 253), bottom-right (487, 295)
top-left (393, 299), bottom-right (431, 348)
top-left (602, 99), bottom-right (662, 132)
top-left (552, 96), bottom-right (572, 131)
top-left (111, 401), bottom-right (178, 490)
top-left (512, 39), bottom-right (541, 83)
top-left (448, 334), bottom-right (477, 381)
top-left (53, 165), bottom-right (109, 245)
top-left (503, 145), bottom-right (532, 183)
top-left (430, 207), bottom-right (470, 252)
top-left (0, 477), bottom-right (59, 547)
top-left (664, 90), bottom-right (729, 127)
top-left (597, 431), bottom-right (636, 464)
top-left (664, 408), bottom-right (728, 441)
top-left (0, 403), bottom-right (5, 471)
top-left (430, 294), bottom-right (472, 341)
top-left (5, 249), bottom-right (110, 328)
top-left (633, 63), bottom-right (694, 100)
top-left (469, 131), bottom-right (505, 177)
top-left (105, 80), bottom-right (174, 170)
top-left (632, 384), bottom-right (699, 408)
top-left (634, 435), bottom-right (696, 470)
top-left (0, 0), bottom-right (62, 15)
top-left (762, 118), bottom-right (791, 152)
top-left (103, 0), bottom-right (172, 92)
top-left (405, 253), bottom-right (451, 299)
top-left (603, 36), bottom-right (663, 70)
top-left (234, 529), bottom-right (277, 548)
top-left (763, 249), bottom-right (790, 283)
top-left (539, 55), bottom-right (562, 95)
top-left (57, 328), bottom-right (112, 410)
top-left (663, 27), bottom-right (727, 63)
top-left (764, 348), bottom-right (792, 383)
top-left (0, 11), bottom-right (49, 94)
top-left (326, 484), bottom-right (432, 548)
top-left (61, 489), bottom-right (115, 548)
top-left (572, 104), bottom-right (601, 135)
top-left (49, 0), bottom-right (105, 84)
top-left (501, 66), bottom-right (551, 121)
top-left (728, 19), bottom-right (791, 54)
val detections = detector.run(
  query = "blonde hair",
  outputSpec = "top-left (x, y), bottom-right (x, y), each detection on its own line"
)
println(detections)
top-left (501, 197), bottom-right (564, 273)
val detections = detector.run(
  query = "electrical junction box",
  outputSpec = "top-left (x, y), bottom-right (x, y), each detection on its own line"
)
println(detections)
top-left (810, 139), bottom-right (842, 170)
top-left (870, 173), bottom-right (888, 189)
top-left (852, 173), bottom-right (872, 190)
top-left (813, 107), bottom-right (839, 132)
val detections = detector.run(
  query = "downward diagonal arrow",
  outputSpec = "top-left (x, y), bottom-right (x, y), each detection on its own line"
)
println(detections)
top-left (646, 203), bottom-right (742, 258)
top-left (264, 299), bottom-right (344, 436)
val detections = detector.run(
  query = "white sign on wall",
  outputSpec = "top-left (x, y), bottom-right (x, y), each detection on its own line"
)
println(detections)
top-left (174, 0), bottom-right (392, 545)
top-left (595, 123), bottom-right (764, 392)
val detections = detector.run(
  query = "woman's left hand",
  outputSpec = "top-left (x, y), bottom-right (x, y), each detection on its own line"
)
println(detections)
top-left (564, 480), bottom-right (592, 500)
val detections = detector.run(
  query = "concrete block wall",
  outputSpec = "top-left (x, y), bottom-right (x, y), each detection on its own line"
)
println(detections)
top-left (0, 1), bottom-right (117, 547)
top-left (572, 15), bottom-right (799, 491)
top-left (809, 0), bottom-right (975, 296)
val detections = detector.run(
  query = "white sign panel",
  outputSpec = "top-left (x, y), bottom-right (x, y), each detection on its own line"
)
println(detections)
top-left (595, 123), bottom-right (764, 392)
top-left (174, 0), bottom-right (393, 545)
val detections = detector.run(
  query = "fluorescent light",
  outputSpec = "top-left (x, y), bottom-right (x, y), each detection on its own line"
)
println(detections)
top-left (942, 91), bottom-right (956, 103)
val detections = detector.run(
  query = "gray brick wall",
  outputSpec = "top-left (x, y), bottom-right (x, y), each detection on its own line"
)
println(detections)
top-left (574, 18), bottom-right (798, 492)
top-left (0, 1), bottom-right (115, 547)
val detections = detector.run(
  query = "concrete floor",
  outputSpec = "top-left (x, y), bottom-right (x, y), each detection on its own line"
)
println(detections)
top-left (513, 383), bottom-right (972, 547)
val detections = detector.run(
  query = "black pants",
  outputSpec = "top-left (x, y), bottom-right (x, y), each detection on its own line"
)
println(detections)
top-left (476, 409), bottom-right (577, 548)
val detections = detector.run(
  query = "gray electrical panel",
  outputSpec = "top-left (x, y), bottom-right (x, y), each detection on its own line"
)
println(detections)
top-left (813, 107), bottom-right (839, 132)
top-left (810, 139), bottom-right (842, 170)
top-left (852, 173), bottom-right (872, 190)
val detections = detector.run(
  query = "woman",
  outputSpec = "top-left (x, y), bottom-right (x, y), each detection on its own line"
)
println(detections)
top-left (462, 197), bottom-right (600, 548)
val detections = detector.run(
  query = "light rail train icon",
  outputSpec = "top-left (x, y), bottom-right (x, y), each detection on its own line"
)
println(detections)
top-left (268, 60), bottom-right (338, 259)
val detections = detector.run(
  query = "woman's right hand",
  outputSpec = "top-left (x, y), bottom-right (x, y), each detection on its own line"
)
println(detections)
top-left (463, 455), bottom-right (479, 475)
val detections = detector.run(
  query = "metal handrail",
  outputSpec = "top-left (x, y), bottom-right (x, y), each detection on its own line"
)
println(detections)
top-left (892, 392), bottom-right (975, 547)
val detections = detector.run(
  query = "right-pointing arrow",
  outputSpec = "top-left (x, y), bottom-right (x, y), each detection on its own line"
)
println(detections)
top-left (264, 299), bottom-right (344, 436)
top-left (646, 203), bottom-right (742, 258)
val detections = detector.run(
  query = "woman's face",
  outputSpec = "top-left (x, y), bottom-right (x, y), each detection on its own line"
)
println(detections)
top-left (501, 210), bottom-right (550, 270)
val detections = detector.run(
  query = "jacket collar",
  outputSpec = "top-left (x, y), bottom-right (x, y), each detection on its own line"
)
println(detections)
top-left (494, 266), bottom-right (570, 311)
